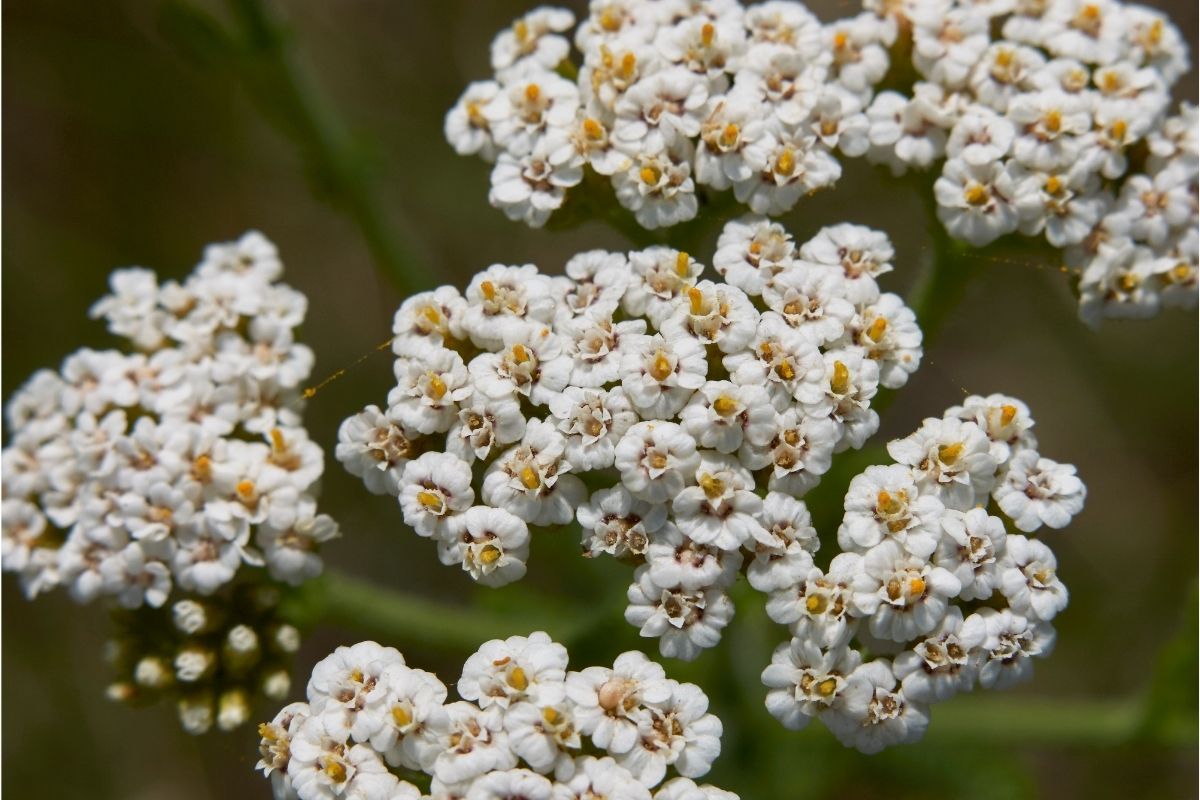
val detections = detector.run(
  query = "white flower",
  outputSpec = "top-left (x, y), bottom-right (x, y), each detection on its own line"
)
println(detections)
top-left (444, 506), bottom-right (531, 588)
top-left (488, 71), bottom-right (580, 156)
top-left (463, 264), bottom-right (558, 349)
top-left (459, 631), bottom-right (569, 710)
top-left (447, 395), bottom-right (528, 465)
top-left (469, 326), bottom-right (571, 407)
top-left (947, 107), bottom-right (1015, 166)
top-left (826, 13), bottom-right (895, 94)
top-left (695, 96), bottom-right (766, 192)
top-left (548, 387), bottom-right (638, 470)
top-left (488, 135), bottom-right (584, 228)
top-left (762, 264), bottom-right (855, 346)
top-left (765, 554), bottom-right (861, 649)
top-left (647, 521), bottom-right (743, 591)
top-left (712, 215), bottom-right (795, 296)
top-left (432, 702), bottom-right (517, 786)
top-left (553, 756), bottom-right (650, 800)
top-left (737, 124), bottom-right (842, 215)
top-left (761, 638), bottom-right (862, 730)
top-left (851, 539), bottom-right (963, 642)
top-left (1000, 534), bottom-right (1069, 622)
top-left (894, 607), bottom-right (987, 703)
top-left (934, 157), bottom-right (1020, 246)
top-left (845, 293), bottom-right (923, 389)
top-left (911, 4), bottom-right (989, 88)
top-left (976, 607), bottom-right (1055, 690)
top-left (823, 659), bottom-right (929, 754)
top-left (465, 768), bottom-right (555, 800)
top-left (621, 334), bottom-right (707, 419)
top-left (559, 314), bottom-right (647, 389)
top-left (837, 464), bottom-right (945, 559)
top-left (289, 726), bottom-right (399, 800)
top-left (256, 494), bottom-right (339, 586)
top-left (659, 280), bottom-right (758, 353)
top-left (739, 407), bottom-right (839, 497)
top-left (1008, 89), bottom-right (1092, 170)
top-left (389, 348), bottom-right (473, 435)
top-left (969, 43), bottom-right (1045, 112)
top-left (799, 224), bottom-right (894, 305)
top-left (577, 485), bottom-right (667, 559)
top-left (725, 313), bottom-right (825, 412)
top-left (865, 88), bottom-right (951, 176)
top-left (625, 566), bottom-right (734, 660)
top-left (614, 421), bottom-right (701, 504)
top-left (306, 641), bottom-right (405, 740)
top-left (561, 249), bottom-right (632, 323)
top-left (1077, 242), bottom-right (1164, 326)
top-left (933, 508), bottom-right (1009, 602)
top-left (887, 417), bottom-right (999, 510)
top-left (678, 381), bottom-right (774, 454)
top-left (503, 699), bottom-right (581, 778)
top-left (399, 453), bottom-right (475, 539)
top-left (483, 419), bottom-right (586, 526)
top-left (368, 664), bottom-right (448, 772)
top-left (745, 492), bottom-right (818, 593)
top-left (566, 650), bottom-right (671, 755)
top-left (994, 450), bottom-right (1086, 531)
top-left (612, 139), bottom-right (700, 229)
top-left (615, 679), bottom-right (722, 784)
top-left (653, 778), bottom-right (739, 800)
top-left (623, 248), bottom-right (705, 327)
top-left (491, 8), bottom-right (576, 77)
top-left (734, 42), bottom-right (822, 126)
top-left (943, 393), bottom-right (1037, 464)
top-left (391, 287), bottom-right (468, 354)
top-left (446, 81), bottom-right (501, 161)
top-left (614, 66), bottom-right (711, 155)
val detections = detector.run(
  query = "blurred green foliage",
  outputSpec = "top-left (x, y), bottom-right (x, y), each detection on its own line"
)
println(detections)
top-left (3, 1), bottom-right (1197, 798)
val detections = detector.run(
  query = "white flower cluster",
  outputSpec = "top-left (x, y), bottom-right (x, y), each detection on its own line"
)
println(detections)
top-left (338, 218), bottom-right (919, 661)
top-left (446, 0), bottom-right (1197, 324)
top-left (1, 232), bottom-right (339, 609)
top-left (761, 394), bottom-right (1085, 753)
top-left (107, 584), bottom-right (302, 735)
top-left (257, 632), bottom-right (735, 800)
top-left (446, 0), bottom-right (876, 229)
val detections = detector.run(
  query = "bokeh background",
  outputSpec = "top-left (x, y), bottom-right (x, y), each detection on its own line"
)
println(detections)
top-left (3, 1), bottom-right (1197, 798)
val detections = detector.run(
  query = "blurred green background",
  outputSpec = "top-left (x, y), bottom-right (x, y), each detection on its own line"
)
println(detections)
top-left (3, 1), bottom-right (1197, 798)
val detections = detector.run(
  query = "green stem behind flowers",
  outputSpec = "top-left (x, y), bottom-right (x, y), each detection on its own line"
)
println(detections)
top-left (280, 568), bottom-right (610, 654)
top-left (161, 0), bottom-right (426, 295)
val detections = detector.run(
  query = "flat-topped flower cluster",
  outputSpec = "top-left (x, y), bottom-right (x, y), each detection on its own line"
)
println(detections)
top-left (446, 0), bottom-right (1197, 325)
top-left (337, 218), bottom-right (918, 660)
top-left (1, 232), bottom-right (338, 609)
top-left (761, 395), bottom-right (1085, 752)
top-left (256, 632), bottom-right (736, 800)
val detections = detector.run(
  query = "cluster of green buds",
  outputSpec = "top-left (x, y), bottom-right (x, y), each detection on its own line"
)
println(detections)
top-left (104, 582), bottom-right (301, 734)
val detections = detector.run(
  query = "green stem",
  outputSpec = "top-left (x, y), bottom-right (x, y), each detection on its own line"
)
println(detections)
top-left (163, 0), bottom-right (425, 294)
top-left (926, 695), bottom-right (1195, 748)
top-left (280, 569), bottom-right (607, 652)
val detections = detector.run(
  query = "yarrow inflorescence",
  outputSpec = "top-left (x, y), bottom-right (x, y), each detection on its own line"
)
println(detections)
top-left (1, 232), bottom-right (339, 608)
top-left (338, 217), bottom-right (918, 656)
top-left (256, 632), bottom-right (736, 799)
top-left (761, 395), bottom-right (1084, 753)
top-left (446, 0), bottom-right (1198, 324)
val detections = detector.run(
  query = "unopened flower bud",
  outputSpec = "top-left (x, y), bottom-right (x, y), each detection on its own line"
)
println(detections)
top-left (174, 645), bottom-right (216, 683)
top-left (134, 656), bottom-right (174, 691)
top-left (217, 687), bottom-right (252, 732)
top-left (177, 692), bottom-right (214, 735)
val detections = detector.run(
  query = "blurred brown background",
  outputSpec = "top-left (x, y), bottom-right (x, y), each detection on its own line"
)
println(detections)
top-left (3, 1), bottom-right (1197, 798)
